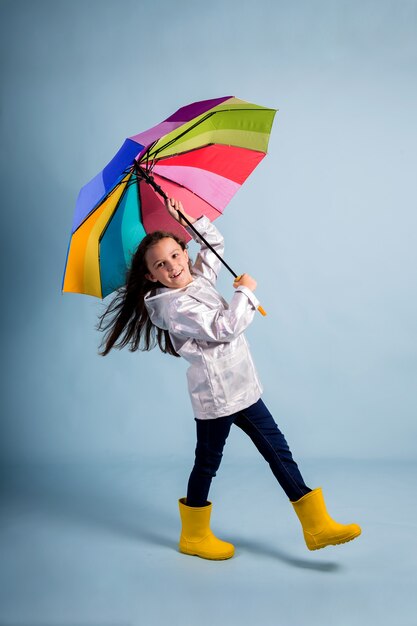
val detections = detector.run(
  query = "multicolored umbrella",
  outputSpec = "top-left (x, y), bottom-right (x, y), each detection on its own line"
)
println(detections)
top-left (62, 96), bottom-right (277, 300)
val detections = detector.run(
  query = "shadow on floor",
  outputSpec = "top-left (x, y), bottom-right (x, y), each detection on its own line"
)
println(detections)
top-left (232, 535), bottom-right (341, 571)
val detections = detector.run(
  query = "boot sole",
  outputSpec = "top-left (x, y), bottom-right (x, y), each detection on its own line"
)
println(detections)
top-left (179, 547), bottom-right (234, 560)
top-left (308, 529), bottom-right (362, 551)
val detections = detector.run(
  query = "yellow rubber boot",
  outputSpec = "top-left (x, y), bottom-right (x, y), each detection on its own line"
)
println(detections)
top-left (291, 488), bottom-right (361, 551)
top-left (178, 498), bottom-right (235, 560)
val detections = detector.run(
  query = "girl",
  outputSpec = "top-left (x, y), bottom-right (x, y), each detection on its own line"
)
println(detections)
top-left (98, 197), bottom-right (361, 560)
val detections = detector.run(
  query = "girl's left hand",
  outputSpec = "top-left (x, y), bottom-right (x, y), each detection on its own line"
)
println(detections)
top-left (233, 273), bottom-right (257, 292)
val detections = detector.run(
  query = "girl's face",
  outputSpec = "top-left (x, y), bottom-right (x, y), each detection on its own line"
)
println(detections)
top-left (145, 237), bottom-right (193, 289)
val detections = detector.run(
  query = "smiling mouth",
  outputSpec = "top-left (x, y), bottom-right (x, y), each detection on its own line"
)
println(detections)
top-left (170, 269), bottom-right (183, 279)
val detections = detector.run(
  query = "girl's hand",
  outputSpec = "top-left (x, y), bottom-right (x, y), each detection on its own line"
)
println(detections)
top-left (164, 197), bottom-right (197, 226)
top-left (165, 197), bottom-right (184, 223)
top-left (233, 273), bottom-right (257, 292)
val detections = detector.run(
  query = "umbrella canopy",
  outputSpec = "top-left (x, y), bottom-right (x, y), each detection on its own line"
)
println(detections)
top-left (62, 96), bottom-right (277, 298)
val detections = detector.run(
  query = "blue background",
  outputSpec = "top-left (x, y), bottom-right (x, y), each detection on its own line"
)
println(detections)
top-left (1, 0), bottom-right (416, 464)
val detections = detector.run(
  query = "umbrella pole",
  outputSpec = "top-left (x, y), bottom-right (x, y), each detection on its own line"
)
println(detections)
top-left (136, 165), bottom-right (266, 316)
top-left (136, 165), bottom-right (239, 278)
top-left (177, 210), bottom-right (241, 280)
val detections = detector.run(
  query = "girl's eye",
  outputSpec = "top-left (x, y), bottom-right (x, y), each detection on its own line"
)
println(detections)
top-left (158, 262), bottom-right (164, 268)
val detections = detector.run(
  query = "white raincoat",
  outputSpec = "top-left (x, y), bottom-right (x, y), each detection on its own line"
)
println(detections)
top-left (144, 215), bottom-right (263, 419)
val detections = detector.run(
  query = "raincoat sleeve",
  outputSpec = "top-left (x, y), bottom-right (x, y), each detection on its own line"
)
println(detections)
top-left (167, 287), bottom-right (260, 343)
top-left (185, 216), bottom-right (224, 286)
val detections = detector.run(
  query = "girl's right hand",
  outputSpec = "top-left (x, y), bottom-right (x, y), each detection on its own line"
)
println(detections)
top-left (165, 197), bottom-right (184, 223)
top-left (233, 273), bottom-right (257, 292)
top-left (164, 197), bottom-right (196, 226)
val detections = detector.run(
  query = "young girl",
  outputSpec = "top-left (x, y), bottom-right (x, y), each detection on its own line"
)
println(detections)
top-left (98, 197), bottom-right (361, 560)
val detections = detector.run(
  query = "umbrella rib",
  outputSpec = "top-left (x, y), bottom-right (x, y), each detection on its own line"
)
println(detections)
top-left (140, 140), bottom-right (158, 173)
top-left (135, 169), bottom-right (144, 235)
top-left (145, 142), bottom-right (216, 164)
top-left (146, 107), bottom-right (273, 162)
top-left (97, 179), bottom-right (130, 247)
top-left (146, 111), bottom-right (216, 161)
top-left (97, 173), bottom-right (144, 297)
top-left (144, 141), bottom-right (264, 166)
top-left (70, 170), bottom-right (134, 237)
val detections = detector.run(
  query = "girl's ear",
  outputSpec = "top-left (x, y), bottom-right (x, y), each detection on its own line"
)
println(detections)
top-left (145, 272), bottom-right (158, 283)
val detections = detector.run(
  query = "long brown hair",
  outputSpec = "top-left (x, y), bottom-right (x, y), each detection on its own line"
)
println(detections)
top-left (97, 231), bottom-right (191, 357)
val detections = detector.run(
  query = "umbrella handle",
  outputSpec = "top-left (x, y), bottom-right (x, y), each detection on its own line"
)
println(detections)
top-left (234, 275), bottom-right (267, 316)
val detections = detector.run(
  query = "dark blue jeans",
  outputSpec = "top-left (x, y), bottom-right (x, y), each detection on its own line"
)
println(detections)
top-left (186, 398), bottom-right (311, 507)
